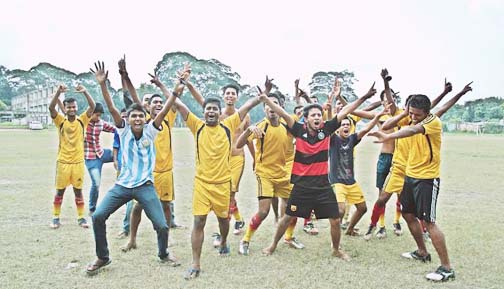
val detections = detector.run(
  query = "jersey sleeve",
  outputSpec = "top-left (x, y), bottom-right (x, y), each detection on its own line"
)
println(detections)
top-left (53, 113), bottom-right (65, 127)
top-left (324, 117), bottom-right (341, 135)
top-left (113, 131), bottom-right (120, 149)
top-left (78, 111), bottom-right (90, 127)
top-left (288, 121), bottom-right (304, 137)
top-left (185, 112), bottom-right (204, 135)
top-left (422, 114), bottom-right (442, 136)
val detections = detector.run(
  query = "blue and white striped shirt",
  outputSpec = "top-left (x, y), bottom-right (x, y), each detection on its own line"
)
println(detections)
top-left (116, 121), bottom-right (161, 188)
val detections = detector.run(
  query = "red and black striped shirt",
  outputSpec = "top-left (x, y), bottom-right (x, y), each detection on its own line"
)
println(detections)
top-left (288, 118), bottom-right (340, 189)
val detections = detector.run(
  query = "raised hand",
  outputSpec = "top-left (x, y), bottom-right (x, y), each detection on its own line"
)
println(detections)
top-left (248, 125), bottom-right (265, 139)
top-left (118, 55), bottom-right (128, 76)
top-left (444, 78), bottom-right (453, 93)
top-left (75, 84), bottom-right (87, 93)
top-left (331, 78), bottom-right (342, 97)
top-left (364, 82), bottom-right (377, 99)
top-left (381, 68), bottom-right (392, 81)
top-left (264, 75), bottom-right (274, 95)
top-left (148, 70), bottom-right (162, 87)
top-left (90, 61), bottom-right (108, 84)
top-left (460, 81), bottom-right (473, 94)
top-left (57, 84), bottom-right (68, 93)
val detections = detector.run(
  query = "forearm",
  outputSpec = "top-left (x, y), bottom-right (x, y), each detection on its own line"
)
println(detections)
top-left (351, 109), bottom-right (375, 120)
top-left (435, 93), bottom-right (463, 118)
top-left (100, 83), bottom-right (122, 125)
top-left (382, 112), bottom-right (408, 130)
top-left (49, 91), bottom-right (62, 117)
top-left (337, 95), bottom-right (367, 121)
top-left (363, 100), bottom-right (381, 111)
top-left (387, 126), bottom-right (419, 140)
top-left (430, 91), bottom-right (448, 109)
top-left (123, 74), bottom-right (141, 105)
top-left (383, 80), bottom-right (397, 114)
top-left (186, 82), bottom-right (205, 106)
top-left (238, 97), bottom-right (261, 121)
top-left (236, 130), bottom-right (251, 149)
top-left (336, 94), bottom-right (347, 106)
top-left (262, 97), bottom-right (294, 127)
top-left (83, 91), bottom-right (96, 116)
top-left (154, 90), bottom-right (178, 128)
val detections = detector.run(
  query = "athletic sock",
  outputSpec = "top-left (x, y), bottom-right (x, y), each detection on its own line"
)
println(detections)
top-left (370, 203), bottom-right (385, 227)
top-left (75, 196), bottom-right (85, 219)
top-left (243, 214), bottom-right (262, 242)
top-left (285, 218), bottom-right (297, 240)
top-left (304, 217), bottom-right (310, 226)
top-left (394, 199), bottom-right (401, 223)
top-left (379, 213), bottom-right (385, 228)
top-left (53, 194), bottom-right (63, 218)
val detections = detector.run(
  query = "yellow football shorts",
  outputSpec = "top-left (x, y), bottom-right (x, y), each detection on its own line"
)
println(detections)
top-left (333, 183), bottom-right (365, 205)
top-left (55, 162), bottom-right (85, 190)
top-left (383, 164), bottom-right (406, 194)
top-left (154, 170), bottom-right (174, 202)
top-left (230, 155), bottom-right (245, 193)
top-left (256, 175), bottom-right (292, 199)
top-left (193, 178), bottom-right (231, 218)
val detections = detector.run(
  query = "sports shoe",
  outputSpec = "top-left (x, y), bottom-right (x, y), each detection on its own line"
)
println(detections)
top-left (233, 221), bottom-right (245, 235)
top-left (423, 231), bottom-right (432, 242)
top-left (159, 253), bottom-right (181, 267)
top-left (426, 266), bottom-right (455, 282)
top-left (393, 223), bottom-right (403, 236)
top-left (363, 224), bottom-right (376, 241)
top-left (218, 244), bottom-right (230, 256)
top-left (239, 240), bottom-right (250, 256)
top-left (284, 237), bottom-right (305, 249)
top-left (184, 268), bottom-right (201, 280)
top-left (401, 250), bottom-right (432, 262)
top-left (376, 227), bottom-right (387, 239)
top-left (50, 218), bottom-right (61, 229)
top-left (212, 233), bottom-right (221, 248)
top-left (78, 218), bottom-right (89, 229)
top-left (303, 222), bottom-right (319, 235)
top-left (341, 221), bottom-right (350, 231)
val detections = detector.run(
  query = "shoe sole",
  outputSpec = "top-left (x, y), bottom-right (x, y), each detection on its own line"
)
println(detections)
top-left (86, 259), bottom-right (111, 276)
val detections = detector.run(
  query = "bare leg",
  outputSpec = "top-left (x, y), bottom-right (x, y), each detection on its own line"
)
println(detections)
top-left (329, 217), bottom-right (350, 260)
top-left (262, 215), bottom-right (292, 255)
top-left (425, 222), bottom-right (451, 269)
top-left (271, 197), bottom-right (279, 222)
top-left (217, 216), bottom-right (230, 254)
top-left (402, 212), bottom-right (428, 256)
top-left (122, 202), bottom-right (142, 252)
top-left (346, 202), bottom-right (367, 235)
top-left (191, 215), bottom-right (207, 269)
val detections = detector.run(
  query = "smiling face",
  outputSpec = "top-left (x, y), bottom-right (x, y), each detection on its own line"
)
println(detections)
top-left (128, 109), bottom-right (146, 134)
top-left (149, 95), bottom-right (164, 118)
top-left (64, 101), bottom-right (78, 118)
top-left (305, 107), bottom-right (323, 132)
top-left (204, 102), bottom-right (221, 126)
top-left (222, 87), bottom-right (238, 106)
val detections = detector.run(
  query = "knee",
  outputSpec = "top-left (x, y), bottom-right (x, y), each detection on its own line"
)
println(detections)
top-left (193, 217), bottom-right (206, 230)
top-left (258, 209), bottom-right (269, 220)
top-left (358, 204), bottom-right (368, 214)
top-left (92, 209), bottom-right (107, 224)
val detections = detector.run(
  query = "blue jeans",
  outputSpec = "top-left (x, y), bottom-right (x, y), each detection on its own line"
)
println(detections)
top-left (92, 182), bottom-right (168, 260)
top-left (85, 149), bottom-right (113, 212)
top-left (122, 200), bottom-right (133, 232)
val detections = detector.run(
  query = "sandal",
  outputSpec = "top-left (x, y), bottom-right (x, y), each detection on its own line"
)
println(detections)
top-left (86, 258), bottom-right (111, 276)
top-left (184, 267), bottom-right (201, 280)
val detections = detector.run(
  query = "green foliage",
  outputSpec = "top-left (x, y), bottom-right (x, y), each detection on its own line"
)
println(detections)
top-left (441, 97), bottom-right (504, 122)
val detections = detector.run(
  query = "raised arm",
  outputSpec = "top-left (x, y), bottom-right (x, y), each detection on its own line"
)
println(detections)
top-left (350, 109), bottom-right (375, 120)
top-left (91, 61), bottom-right (122, 126)
top-left (435, 81), bottom-right (472, 118)
top-left (362, 100), bottom-right (381, 111)
top-left (381, 69), bottom-right (397, 115)
top-left (75, 84), bottom-right (96, 117)
top-left (57, 97), bottom-right (66, 114)
top-left (259, 93), bottom-right (295, 128)
top-left (49, 84), bottom-right (67, 118)
top-left (431, 78), bottom-right (452, 109)
top-left (149, 72), bottom-right (185, 129)
top-left (381, 108), bottom-right (408, 130)
top-left (369, 123), bottom-right (424, 143)
top-left (186, 81), bottom-right (205, 106)
top-left (118, 55), bottom-right (141, 106)
top-left (357, 110), bottom-right (386, 140)
top-left (337, 82), bottom-right (376, 122)
top-left (237, 95), bottom-right (262, 121)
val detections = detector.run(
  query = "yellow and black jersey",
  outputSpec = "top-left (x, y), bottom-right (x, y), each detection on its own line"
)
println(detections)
top-left (152, 110), bottom-right (177, 173)
top-left (53, 112), bottom-right (90, 164)
top-left (406, 114), bottom-right (442, 179)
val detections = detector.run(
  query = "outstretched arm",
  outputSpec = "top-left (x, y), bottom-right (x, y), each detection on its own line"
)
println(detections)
top-left (381, 68), bottom-right (397, 115)
top-left (350, 109), bottom-right (375, 120)
top-left (91, 61), bottom-right (122, 126)
top-left (369, 123), bottom-right (424, 143)
top-left (362, 100), bottom-right (381, 111)
top-left (49, 84), bottom-right (67, 118)
top-left (75, 84), bottom-right (96, 117)
top-left (435, 82), bottom-right (472, 118)
top-left (186, 81), bottom-right (205, 106)
top-left (381, 108), bottom-right (408, 130)
top-left (430, 78), bottom-right (453, 109)
top-left (337, 82), bottom-right (376, 122)
top-left (357, 110), bottom-right (386, 140)
top-left (118, 55), bottom-right (141, 106)
top-left (149, 72), bottom-right (185, 129)
top-left (259, 92), bottom-right (295, 128)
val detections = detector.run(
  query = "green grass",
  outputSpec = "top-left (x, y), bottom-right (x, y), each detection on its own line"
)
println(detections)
top-left (1, 129), bottom-right (503, 289)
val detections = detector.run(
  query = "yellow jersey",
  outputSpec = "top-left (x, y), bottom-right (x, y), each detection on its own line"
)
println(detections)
top-left (406, 114), bottom-right (442, 179)
top-left (53, 112), bottom-right (90, 164)
top-left (392, 114), bottom-right (412, 167)
top-left (153, 110), bottom-right (177, 173)
top-left (186, 112), bottom-right (241, 184)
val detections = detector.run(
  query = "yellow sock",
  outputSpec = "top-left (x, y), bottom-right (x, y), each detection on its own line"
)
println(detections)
top-left (394, 208), bottom-right (401, 224)
top-left (379, 213), bottom-right (385, 228)
top-left (234, 210), bottom-right (242, 222)
top-left (53, 194), bottom-right (63, 218)
top-left (75, 196), bottom-right (85, 219)
top-left (285, 218), bottom-right (297, 240)
top-left (243, 226), bottom-right (256, 242)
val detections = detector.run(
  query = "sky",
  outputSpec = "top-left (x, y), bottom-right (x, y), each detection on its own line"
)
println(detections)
top-left (1, 0), bottom-right (502, 103)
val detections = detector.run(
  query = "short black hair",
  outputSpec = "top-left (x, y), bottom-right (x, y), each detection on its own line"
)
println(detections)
top-left (380, 89), bottom-right (396, 101)
top-left (120, 108), bottom-right (127, 113)
top-left (404, 94), bottom-right (415, 107)
top-left (293, 105), bottom-right (304, 114)
top-left (303, 103), bottom-right (323, 118)
top-left (203, 97), bottom-right (222, 112)
top-left (148, 94), bottom-right (163, 105)
top-left (408, 94), bottom-right (431, 113)
top-left (126, 103), bottom-right (146, 117)
top-left (63, 98), bottom-right (77, 106)
top-left (93, 102), bottom-right (104, 114)
top-left (222, 84), bottom-right (240, 95)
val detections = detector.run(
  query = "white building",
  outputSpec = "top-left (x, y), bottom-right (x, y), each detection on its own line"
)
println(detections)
top-left (11, 86), bottom-right (64, 125)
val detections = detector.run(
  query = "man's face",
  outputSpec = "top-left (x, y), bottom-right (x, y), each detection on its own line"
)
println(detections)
top-left (149, 96), bottom-right (164, 118)
top-left (294, 107), bottom-right (303, 118)
top-left (334, 100), bottom-right (344, 114)
top-left (142, 95), bottom-right (151, 111)
top-left (305, 107), bottom-right (323, 131)
top-left (64, 101), bottom-right (78, 117)
top-left (128, 110), bottom-right (146, 133)
top-left (204, 102), bottom-right (221, 126)
top-left (339, 119), bottom-right (351, 138)
top-left (409, 106), bottom-right (428, 124)
top-left (264, 97), bottom-right (279, 121)
top-left (91, 112), bottom-right (102, 122)
top-left (120, 112), bottom-right (128, 120)
top-left (222, 87), bottom-right (238, 106)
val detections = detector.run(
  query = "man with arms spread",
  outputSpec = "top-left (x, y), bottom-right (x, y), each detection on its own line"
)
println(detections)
top-left (49, 83), bottom-right (95, 229)
top-left (175, 83), bottom-right (263, 279)
top-left (86, 61), bottom-right (183, 275)
top-left (261, 82), bottom-right (376, 259)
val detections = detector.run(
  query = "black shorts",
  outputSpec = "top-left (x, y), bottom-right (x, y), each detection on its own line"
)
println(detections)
top-left (285, 185), bottom-right (339, 219)
top-left (376, 153), bottom-right (393, 189)
top-left (400, 176), bottom-right (440, 223)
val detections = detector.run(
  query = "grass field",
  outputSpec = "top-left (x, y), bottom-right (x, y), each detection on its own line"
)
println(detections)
top-left (1, 129), bottom-right (502, 289)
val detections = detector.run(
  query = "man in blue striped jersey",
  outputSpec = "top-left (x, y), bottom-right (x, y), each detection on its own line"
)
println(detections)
top-left (86, 61), bottom-right (184, 275)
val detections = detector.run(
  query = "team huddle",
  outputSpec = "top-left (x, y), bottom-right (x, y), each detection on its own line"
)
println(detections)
top-left (48, 56), bottom-right (473, 282)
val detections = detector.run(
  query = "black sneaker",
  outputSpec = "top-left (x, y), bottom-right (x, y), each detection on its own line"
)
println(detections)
top-left (426, 266), bottom-right (455, 282)
top-left (401, 250), bottom-right (432, 262)
top-left (363, 224), bottom-right (376, 241)
top-left (233, 221), bottom-right (245, 235)
top-left (393, 223), bottom-right (403, 236)
top-left (376, 227), bottom-right (387, 239)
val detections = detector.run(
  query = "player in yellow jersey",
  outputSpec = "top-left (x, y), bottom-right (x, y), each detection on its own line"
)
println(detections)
top-left (49, 83), bottom-right (96, 229)
top-left (370, 82), bottom-right (472, 282)
top-left (175, 81), bottom-right (264, 280)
